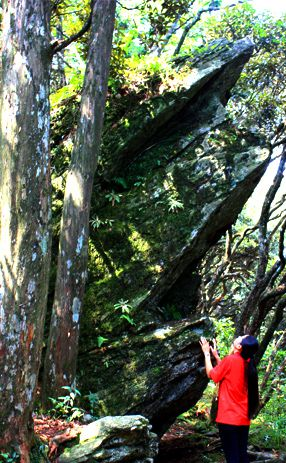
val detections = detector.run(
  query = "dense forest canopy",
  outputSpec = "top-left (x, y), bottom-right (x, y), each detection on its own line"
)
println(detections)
top-left (0, 0), bottom-right (286, 461)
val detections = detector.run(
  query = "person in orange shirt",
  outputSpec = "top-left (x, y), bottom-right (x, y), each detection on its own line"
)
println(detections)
top-left (200, 334), bottom-right (259, 463)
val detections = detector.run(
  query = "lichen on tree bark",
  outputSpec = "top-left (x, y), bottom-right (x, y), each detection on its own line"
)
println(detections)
top-left (42, 0), bottom-right (117, 402)
top-left (0, 0), bottom-right (51, 458)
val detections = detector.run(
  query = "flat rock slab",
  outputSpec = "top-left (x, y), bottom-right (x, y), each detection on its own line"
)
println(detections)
top-left (58, 415), bottom-right (158, 463)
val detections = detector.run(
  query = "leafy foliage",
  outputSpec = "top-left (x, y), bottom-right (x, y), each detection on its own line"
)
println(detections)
top-left (202, 4), bottom-right (286, 134)
top-left (49, 386), bottom-right (84, 421)
top-left (46, 0), bottom-right (286, 451)
top-left (212, 317), bottom-right (235, 358)
top-left (97, 335), bottom-right (109, 348)
top-left (0, 452), bottom-right (19, 463)
top-left (84, 392), bottom-right (100, 418)
top-left (114, 299), bottom-right (136, 326)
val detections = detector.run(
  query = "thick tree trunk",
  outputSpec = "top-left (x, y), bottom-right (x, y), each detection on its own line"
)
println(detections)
top-left (0, 0), bottom-right (51, 459)
top-left (43, 0), bottom-right (116, 401)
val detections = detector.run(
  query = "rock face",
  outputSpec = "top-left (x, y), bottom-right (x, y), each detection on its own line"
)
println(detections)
top-left (78, 38), bottom-right (270, 437)
top-left (82, 37), bottom-right (270, 342)
top-left (58, 415), bottom-right (158, 463)
top-left (79, 317), bottom-right (213, 437)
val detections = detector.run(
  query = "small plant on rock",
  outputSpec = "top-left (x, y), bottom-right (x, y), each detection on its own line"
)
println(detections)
top-left (114, 299), bottom-right (136, 326)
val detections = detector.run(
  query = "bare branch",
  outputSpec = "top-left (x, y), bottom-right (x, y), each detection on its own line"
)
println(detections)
top-left (261, 279), bottom-right (286, 303)
top-left (53, 9), bottom-right (85, 17)
top-left (279, 218), bottom-right (286, 268)
top-left (236, 148), bottom-right (286, 334)
top-left (157, 15), bottom-right (183, 56)
top-left (271, 121), bottom-right (286, 146)
top-left (51, 13), bottom-right (92, 55)
top-left (173, 1), bottom-right (244, 56)
top-left (257, 146), bottom-right (286, 280)
top-left (232, 225), bottom-right (258, 253)
top-left (258, 333), bottom-right (286, 413)
top-left (271, 136), bottom-right (286, 149)
top-left (257, 298), bottom-right (286, 363)
top-left (174, 7), bottom-right (218, 56)
top-left (224, 228), bottom-right (232, 261)
top-left (203, 226), bottom-right (257, 311)
top-left (269, 203), bottom-right (286, 223)
top-left (116, 0), bottom-right (147, 10)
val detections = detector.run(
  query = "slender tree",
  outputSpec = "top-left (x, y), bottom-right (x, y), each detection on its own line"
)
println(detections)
top-left (43, 0), bottom-right (116, 400)
top-left (0, 0), bottom-right (51, 459)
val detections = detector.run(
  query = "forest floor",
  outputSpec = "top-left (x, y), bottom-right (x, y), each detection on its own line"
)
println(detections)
top-left (158, 419), bottom-right (224, 463)
top-left (34, 415), bottom-right (285, 462)
top-left (158, 418), bottom-right (285, 463)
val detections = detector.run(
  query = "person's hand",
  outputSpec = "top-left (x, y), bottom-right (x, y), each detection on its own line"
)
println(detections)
top-left (210, 338), bottom-right (221, 363)
top-left (199, 337), bottom-right (210, 355)
top-left (210, 338), bottom-right (219, 358)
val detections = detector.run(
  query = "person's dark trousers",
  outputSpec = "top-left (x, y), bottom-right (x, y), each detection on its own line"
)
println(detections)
top-left (218, 423), bottom-right (250, 463)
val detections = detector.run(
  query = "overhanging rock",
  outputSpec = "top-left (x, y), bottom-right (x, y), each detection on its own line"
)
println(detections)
top-left (83, 37), bottom-right (270, 339)
top-left (102, 38), bottom-right (256, 178)
top-left (79, 38), bottom-right (270, 436)
top-left (79, 317), bottom-right (213, 437)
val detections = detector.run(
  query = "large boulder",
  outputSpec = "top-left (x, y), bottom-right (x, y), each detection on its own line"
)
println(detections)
top-left (101, 38), bottom-right (256, 179)
top-left (79, 317), bottom-right (212, 437)
top-left (58, 415), bottom-right (158, 463)
top-left (82, 37), bottom-right (270, 341)
top-left (78, 38), bottom-right (270, 437)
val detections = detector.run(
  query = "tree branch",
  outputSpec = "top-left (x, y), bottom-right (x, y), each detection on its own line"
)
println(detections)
top-left (236, 147), bottom-right (286, 334)
top-left (157, 15), bottom-right (183, 56)
top-left (51, 12), bottom-right (92, 55)
top-left (258, 340), bottom-right (286, 414)
top-left (271, 136), bottom-right (286, 149)
top-left (279, 218), bottom-right (286, 268)
top-left (116, 0), bottom-right (147, 10)
top-left (257, 146), bottom-right (286, 279)
top-left (174, 8), bottom-right (218, 56)
top-left (257, 297), bottom-right (286, 362)
top-left (173, 1), bottom-right (243, 56)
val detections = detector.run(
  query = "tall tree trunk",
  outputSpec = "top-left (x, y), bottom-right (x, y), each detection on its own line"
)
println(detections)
top-left (0, 0), bottom-right (51, 459)
top-left (43, 0), bottom-right (116, 401)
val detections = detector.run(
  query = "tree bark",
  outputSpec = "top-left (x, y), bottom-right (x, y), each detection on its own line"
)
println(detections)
top-left (52, 17), bottom-right (67, 90)
top-left (43, 0), bottom-right (116, 401)
top-left (0, 0), bottom-right (51, 459)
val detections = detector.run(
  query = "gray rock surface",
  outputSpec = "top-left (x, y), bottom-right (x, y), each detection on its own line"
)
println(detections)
top-left (83, 37), bottom-right (270, 341)
top-left (80, 317), bottom-right (212, 437)
top-left (79, 37), bottom-right (270, 438)
top-left (58, 415), bottom-right (158, 463)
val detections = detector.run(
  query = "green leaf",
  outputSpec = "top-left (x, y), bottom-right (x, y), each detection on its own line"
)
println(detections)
top-left (97, 336), bottom-right (108, 347)
top-left (120, 314), bottom-right (136, 326)
top-left (61, 386), bottom-right (72, 391)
